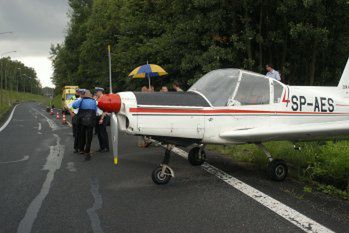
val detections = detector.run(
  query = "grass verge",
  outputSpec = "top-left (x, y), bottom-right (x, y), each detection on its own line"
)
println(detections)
top-left (208, 141), bottom-right (349, 200)
top-left (0, 89), bottom-right (49, 118)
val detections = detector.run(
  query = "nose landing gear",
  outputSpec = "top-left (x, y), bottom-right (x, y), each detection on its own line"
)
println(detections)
top-left (151, 145), bottom-right (175, 185)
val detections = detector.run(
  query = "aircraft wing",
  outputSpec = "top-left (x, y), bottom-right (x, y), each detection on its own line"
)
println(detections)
top-left (220, 120), bottom-right (349, 142)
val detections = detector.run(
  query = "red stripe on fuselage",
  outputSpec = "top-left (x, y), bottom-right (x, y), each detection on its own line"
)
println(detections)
top-left (130, 107), bottom-right (349, 115)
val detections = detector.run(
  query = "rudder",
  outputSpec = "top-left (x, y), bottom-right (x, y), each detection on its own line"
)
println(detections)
top-left (338, 58), bottom-right (349, 96)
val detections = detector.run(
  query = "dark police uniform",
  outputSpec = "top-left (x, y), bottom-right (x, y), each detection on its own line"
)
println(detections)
top-left (96, 94), bottom-right (109, 152)
top-left (73, 97), bottom-right (97, 159)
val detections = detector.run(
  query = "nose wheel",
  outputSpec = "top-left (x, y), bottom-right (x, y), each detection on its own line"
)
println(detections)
top-left (151, 145), bottom-right (175, 185)
top-left (152, 165), bottom-right (173, 185)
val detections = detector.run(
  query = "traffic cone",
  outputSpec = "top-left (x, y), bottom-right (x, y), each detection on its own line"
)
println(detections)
top-left (56, 112), bottom-right (60, 119)
top-left (62, 113), bottom-right (66, 124)
top-left (50, 108), bottom-right (54, 115)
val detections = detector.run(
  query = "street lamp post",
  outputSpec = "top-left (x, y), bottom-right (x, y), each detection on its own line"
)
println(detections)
top-left (23, 74), bottom-right (32, 94)
top-left (0, 50), bottom-right (17, 109)
top-left (16, 68), bottom-right (21, 93)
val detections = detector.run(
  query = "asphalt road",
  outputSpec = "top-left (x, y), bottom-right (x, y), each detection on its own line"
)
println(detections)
top-left (0, 102), bottom-right (348, 233)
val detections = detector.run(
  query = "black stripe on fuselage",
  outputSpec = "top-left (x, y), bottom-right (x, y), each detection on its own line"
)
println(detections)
top-left (133, 91), bottom-right (210, 107)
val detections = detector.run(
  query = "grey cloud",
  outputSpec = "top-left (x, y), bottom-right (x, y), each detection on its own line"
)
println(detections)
top-left (0, 0), bottom-right (69, 56)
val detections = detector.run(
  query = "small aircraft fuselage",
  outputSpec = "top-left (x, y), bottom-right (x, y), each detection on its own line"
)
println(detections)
top-left (100, 68), bottom-right (349, 146)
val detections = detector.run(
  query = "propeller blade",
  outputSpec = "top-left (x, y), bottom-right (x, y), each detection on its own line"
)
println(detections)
top-left (110, 113), bottom-right (119, 165)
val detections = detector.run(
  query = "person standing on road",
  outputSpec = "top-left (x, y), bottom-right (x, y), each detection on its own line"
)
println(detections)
top-left (266, 64), bottom-right (281, 81)
top-left (73, 90), bottom-right (97, 161)
top-left (68, 89), bottom-right (84, 153)
top-left (95, 87), bottom-right (109, 153)
top-left (172, 81), bottom-right (183, 92)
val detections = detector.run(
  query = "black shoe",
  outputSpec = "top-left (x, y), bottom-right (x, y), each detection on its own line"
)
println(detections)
top-left (73, 149), bottom-right (78, 153)
top-left (79, 150), bottom-right (85, 154)
top-left (97, 148), bottom-right (104, 152)
top-left (85, 154), bottom-right (91, 161)
top-left (101, 148), bottom-right (109, 153)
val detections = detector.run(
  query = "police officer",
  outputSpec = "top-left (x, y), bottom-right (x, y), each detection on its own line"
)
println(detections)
top-left (73, 90), bottom-right (97, 161)
top-left (68, 89), bottom-right (84, 153)
top-left (95, 87), bottom-right (109, 152)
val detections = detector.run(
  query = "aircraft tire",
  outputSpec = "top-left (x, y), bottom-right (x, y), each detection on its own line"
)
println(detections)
top-left (188, 147), bottom-right (206, 166)
top-left (151, 166), bottom-right (171, 185)
top-left (267, 159), bottom-right (288, 181)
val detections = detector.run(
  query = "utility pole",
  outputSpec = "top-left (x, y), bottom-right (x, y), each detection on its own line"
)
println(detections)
top-left (108, 45), bottom-right (112, 94)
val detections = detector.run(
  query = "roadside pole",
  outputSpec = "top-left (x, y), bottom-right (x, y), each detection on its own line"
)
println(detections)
top-left (108, 45), bottom-right (112, 94)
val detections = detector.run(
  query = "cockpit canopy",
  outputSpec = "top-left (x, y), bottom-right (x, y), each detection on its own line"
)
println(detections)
top-left (189, 69), bottom-right (284, 107)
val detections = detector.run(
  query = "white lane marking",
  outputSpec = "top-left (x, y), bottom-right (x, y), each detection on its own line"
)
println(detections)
top-left (87, 177), bottom-right (105, 233)
top-left (38, 122), bottom-right (42, 131)
top-left (171, 147), bottom-right (335, 233)
top-left (0, 104), bottom-right (19, 132)
top-left (0, 155), bottom-right (29, 164)
top-left (66, 162), bottom-right (76, 172)
top-left (32, 108), bottom-right (57, 130)
top-left (17, 134), bottom-right (65, 233)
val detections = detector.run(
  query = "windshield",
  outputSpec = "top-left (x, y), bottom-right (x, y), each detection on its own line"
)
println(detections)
top-left (234, 73), bottom-right (270, 105)
top-left (189, 69), bottom-right (240, 106)
top-left (66, 94), bottom-right (75, 100)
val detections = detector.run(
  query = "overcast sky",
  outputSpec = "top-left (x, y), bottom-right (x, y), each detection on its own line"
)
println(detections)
top-left (0, 0), bottom-right (69, 87)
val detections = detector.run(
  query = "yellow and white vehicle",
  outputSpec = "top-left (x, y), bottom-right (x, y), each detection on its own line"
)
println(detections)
top-left (61, 86), bottom-right (79, 114)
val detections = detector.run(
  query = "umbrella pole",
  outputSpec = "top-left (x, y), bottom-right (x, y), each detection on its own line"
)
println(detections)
top-left (148, 76), bottom-right (151, 90)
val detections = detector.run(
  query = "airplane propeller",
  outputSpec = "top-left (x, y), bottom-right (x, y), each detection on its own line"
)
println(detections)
top-left (97, 93), bottom-right (122, 165)
top-left (110, 113), bottom-right (119, 165)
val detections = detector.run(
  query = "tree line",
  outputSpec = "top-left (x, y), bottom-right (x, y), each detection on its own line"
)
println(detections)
top-left (50, 0), bottom-right (349, 93)
top-left (0, 57), bottom-right (41, 94)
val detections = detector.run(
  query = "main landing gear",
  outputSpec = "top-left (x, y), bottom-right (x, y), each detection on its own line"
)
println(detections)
top-left (256, 143), bottom-right (288, 181)
top-left (151, 145), bottom-right (175, 185)
top-left (188, 146), bottom-right (206, 166)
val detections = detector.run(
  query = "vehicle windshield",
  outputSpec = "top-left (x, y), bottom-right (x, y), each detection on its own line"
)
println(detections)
top-left (189, 69), bottom-right (240, 106)
top-left (66, 94), bottom-right (75, 100)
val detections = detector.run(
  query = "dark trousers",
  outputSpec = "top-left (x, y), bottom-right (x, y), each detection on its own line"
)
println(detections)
top-left (96, 116), bottom-right (109, 150)
top-left (73, 123), bottom-right (79, 150)
top-left (72, 116), bottom-right (79, 150)
top-left (79, 125), bottom-right (94, 153)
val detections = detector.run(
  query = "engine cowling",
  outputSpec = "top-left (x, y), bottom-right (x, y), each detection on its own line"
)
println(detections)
top-left (98, 94), bottom-right (121, 113)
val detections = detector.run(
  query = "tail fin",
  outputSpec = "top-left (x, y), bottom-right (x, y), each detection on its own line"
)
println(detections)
top-left (338, 58), bottom-right (349, 90)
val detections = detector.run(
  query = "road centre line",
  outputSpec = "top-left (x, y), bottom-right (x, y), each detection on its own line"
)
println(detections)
top-left (0, 155), bottom-right (29, 164)
top-left (87, 177), bottom-right (104, 233)
top-left (170, 147), bottom-right (334, 233)
top-left (17, 134), bottom-right (65, 233)
top-left (32, 108), bottom-right (57, 131)
top-left (0, 104), bottom-right (18, 132)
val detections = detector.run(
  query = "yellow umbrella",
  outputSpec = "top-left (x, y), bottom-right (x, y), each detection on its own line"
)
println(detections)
top-left (129, 63), bottom-right (168, 88)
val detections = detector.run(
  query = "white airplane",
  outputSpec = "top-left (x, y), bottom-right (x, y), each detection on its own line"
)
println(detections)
top-left (98, 58), bottom-right (349, 185)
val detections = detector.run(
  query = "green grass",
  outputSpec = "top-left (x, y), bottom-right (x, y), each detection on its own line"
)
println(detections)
top-left (0, 89), bottom-right (49, 117)
top-left (50, 95), bottom-right (62, 109)
top-left (208, 141), bottom-right (349, 200)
